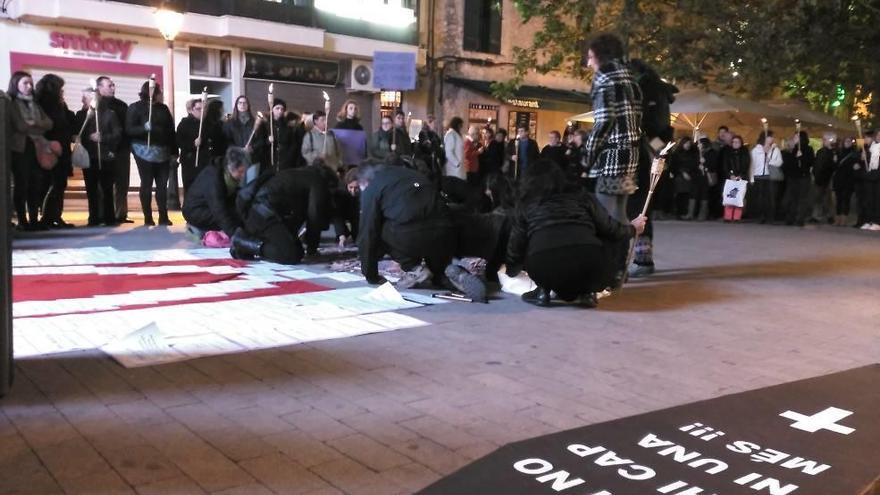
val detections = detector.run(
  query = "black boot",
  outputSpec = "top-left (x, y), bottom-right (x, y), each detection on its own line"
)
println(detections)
top-left (229, 228), bottom-right (263, 260)
top-left (521, 287), bottom-right (551, 307)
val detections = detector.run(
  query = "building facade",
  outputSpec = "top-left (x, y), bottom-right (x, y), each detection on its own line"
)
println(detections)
top-left (420, 0), bottom-right (591, 147)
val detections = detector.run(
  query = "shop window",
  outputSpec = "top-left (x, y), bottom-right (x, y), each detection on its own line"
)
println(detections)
top-left (468, 103), bottom-right (498, 130)
top-left (380, 90), bottom-right (402, 118)
top-left (508, 111), bottom-right (537, 139)
top-left (463, 0), bottom-right (502, 54)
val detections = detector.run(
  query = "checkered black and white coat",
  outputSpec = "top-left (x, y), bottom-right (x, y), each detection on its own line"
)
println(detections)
top-left (584, 60), bottom-right (644, 180)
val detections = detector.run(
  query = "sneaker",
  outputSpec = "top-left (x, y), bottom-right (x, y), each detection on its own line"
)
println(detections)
top-left (521, 287), bottom-right (550, 307)
top-left (444, 264), bottom-right (487, 303)
top-left (628, 263), bottom-right (655, 279)
top-left (860, 223), bottom-right (873, 230)
top-left (395, 265), bottom-right (432, 289)
top-left (869, 223), bottom-right (880, 231)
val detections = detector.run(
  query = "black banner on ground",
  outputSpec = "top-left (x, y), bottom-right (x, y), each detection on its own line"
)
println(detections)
top-left (418, 365), bottom-right (880, 495)
top-left (0, 91), bottom-right (12, 397)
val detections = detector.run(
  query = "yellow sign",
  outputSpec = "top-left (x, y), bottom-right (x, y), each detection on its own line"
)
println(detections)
top-left (506, 98), bottom-right (540, 109)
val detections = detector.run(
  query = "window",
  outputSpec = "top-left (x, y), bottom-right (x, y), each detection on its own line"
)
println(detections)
top-left (463, 0), bottom-right (502, 54)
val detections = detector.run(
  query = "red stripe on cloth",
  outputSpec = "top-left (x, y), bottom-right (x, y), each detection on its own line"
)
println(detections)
top-left (15, 279), bottom-right (330, 318)
top-left (13, 271), bottom-right (241, 302)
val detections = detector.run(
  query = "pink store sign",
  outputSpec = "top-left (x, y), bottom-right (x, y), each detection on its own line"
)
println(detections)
top-left (49, 30), bottom-right (138, 61)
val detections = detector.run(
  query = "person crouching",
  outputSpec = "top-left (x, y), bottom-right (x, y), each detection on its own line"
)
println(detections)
top-left (506, 159), bottom-right (646, 308)
top-left (182, 147), bottom-right (249, 238)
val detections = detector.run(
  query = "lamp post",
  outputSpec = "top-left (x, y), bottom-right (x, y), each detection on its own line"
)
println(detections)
top-left (154, 5), bottom-right (184, 209)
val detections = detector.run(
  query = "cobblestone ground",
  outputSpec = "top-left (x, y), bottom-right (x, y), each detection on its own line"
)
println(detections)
top-left (2, 219), bottom-right (878, 494)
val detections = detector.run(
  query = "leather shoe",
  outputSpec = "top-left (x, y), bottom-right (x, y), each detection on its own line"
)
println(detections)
top-left (521, 287), bottom-right (551, 307)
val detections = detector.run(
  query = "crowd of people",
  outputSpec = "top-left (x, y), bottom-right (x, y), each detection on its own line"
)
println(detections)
top-left (655, 126), bottom-right (880, 229)
top-left (6, 32), bottom-right (877, 308)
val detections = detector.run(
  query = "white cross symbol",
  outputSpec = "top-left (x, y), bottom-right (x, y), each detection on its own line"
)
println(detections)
top-left (780, 407), bottom-right (855, 435)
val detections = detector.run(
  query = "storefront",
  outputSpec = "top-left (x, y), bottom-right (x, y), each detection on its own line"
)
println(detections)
top-left (443, 77), bottom-right (591, 147)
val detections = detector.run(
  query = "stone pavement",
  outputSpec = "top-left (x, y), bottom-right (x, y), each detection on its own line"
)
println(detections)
top-left (2, 220), bottom-right (878, 494)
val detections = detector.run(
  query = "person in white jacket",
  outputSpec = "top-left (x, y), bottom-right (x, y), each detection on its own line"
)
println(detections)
top-left (444, 117), bottom-right (466, 180)
top-left (750, 130), bottom-right (784, 223)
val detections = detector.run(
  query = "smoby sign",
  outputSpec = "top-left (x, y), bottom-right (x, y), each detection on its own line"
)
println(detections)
top-left (49, 30), bottom-right (137, 61)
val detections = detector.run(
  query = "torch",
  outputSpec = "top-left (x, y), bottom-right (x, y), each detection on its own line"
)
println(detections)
top-left (90, 93), bottom-right (102, 170)
top-left (623, 141), bottom-right (676, 287)
top-left (268, 83), bottom-right (275, 170)
top-left (245, 112), bottom-right (265, 151)
top-left (321, 91), bottom-right (330, 157)
top-left (147, 74), bottom-right (156, 148)
top-left (194, 86), bottom-right (207, 168)
top-left (853, 115), bottom-right (868, 165)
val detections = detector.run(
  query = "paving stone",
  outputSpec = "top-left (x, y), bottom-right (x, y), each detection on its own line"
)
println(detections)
top-left (35, 437), bottom-right (111, 481)
top-left (102, 444), bottom-right (183, 486)
top-left (59, 470), bottom-right (136, 495)
top-left (198, 427), bottom-right (279, 462)
top-left (280, 409), bottom-right (357, 441)
top-left (326, 433), bottom-right (411, 471)
top-left (135, 476), bottom-right (207, 495)
top-left (239, 453), bottom-right (337, 494)
top-left (309, 457), bottom-right (404, 495)
top-left (261, 429), bottom-right (344, 468)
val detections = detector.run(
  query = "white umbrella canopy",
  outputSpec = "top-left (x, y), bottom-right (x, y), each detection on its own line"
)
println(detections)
top-left (765, 100), bottom-right (854, 134)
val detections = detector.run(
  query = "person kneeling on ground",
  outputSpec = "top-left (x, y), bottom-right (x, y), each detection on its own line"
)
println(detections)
top-left (182, 147), bottom-right (249, 237)
top-left (506, 159), bottom-right (646, 308)
top-left (356, 161), bottom-right (487, 301)
top-left (230, 166), bottom-right (331, 264)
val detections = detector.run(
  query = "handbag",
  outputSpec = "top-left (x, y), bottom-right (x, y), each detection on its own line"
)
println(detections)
top-left (33, 136), bottom-right (61, 171)
top-left (722, 179), bottom-right (748, 208)
top-left (71, 139), bottom-right (90, 169)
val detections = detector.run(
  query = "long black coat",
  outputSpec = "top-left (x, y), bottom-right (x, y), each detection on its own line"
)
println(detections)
top-left (42, 101), bottom-right (75, 175)
top-left (723, 147), bottom-right (751, 179)
top-left (182, 161), bottom-right (242, 235)
top-left (833, 148), bottom-right (859, 191)
top-left (126, 100), bottom-right (176, 151)
top-left (105, 97), bottom-right (129, 149)
top-left (272, 117), bottom-right (297, 171)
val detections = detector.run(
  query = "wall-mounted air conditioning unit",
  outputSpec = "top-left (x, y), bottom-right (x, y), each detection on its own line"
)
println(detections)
top-left (344, 59), bottom-right (378, 92)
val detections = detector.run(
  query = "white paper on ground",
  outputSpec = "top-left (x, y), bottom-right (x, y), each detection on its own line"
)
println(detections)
top-left (361, 282), bottom-right (406, 304)
top-left (497, 265), bottom-right (537, 296)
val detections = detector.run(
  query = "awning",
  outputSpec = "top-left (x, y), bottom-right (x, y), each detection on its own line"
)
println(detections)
top-left (445, 77), bottom-right (591, 111)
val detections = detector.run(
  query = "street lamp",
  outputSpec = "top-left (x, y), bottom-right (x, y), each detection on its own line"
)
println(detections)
top-left (154, 4), bottom-right (184, 209)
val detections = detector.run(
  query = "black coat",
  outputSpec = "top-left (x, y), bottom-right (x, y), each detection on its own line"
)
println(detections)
top-left (813, 147), bottom-right (836, 186)
top-left (334, 118), bottom-right (364, 130)
top-left (507, 190), bottom-right (635, 269)
top-left (833, 148), bottom-right (859, 191)
top-left (182, 161), bottom-right (242, 235)
top-left (126, 100), bottom-right (176, 150)
top-left (176, 115), bottom-right (212, 169)
top-left (42, 101), bottom-right (75, 174)
top-left (104, 97), bottom-right (129, 148)
top-left (723, 147), bottom-right (750, 179)
top-left (479, 140), bottom-right (505, 177)
top-left (223, 114), bottom-right (268, 165)
top-left (272, 118), bottom-right (297, 170)
top-left (240, 167), bottom-right (329, 247)
top-left (75, 101), bottom-right (122, 168)
top-left (540, 144), bottom-right (568, 170)
top-left (358, 165), bottom-right (449, 281)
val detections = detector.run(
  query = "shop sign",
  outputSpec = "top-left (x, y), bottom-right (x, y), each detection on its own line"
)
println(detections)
top-left (49, 30), bottom-right (137, 61)
top-left (507, 98), bottom-right (540, 109)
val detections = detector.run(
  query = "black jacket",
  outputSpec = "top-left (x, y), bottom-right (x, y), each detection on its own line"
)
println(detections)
top-left (126, 100), bottom-right (176, 149)
top-left (223, 114), bottom-right (268, 165)
top-left (813, 147), bottom-right (836, 186)
top-left (723, 147), bottom-right (750, 179)
top-left (42, 101), bottom-right (75, 174)
top-left (272, 117), bottom-right (297, 171)
top-left (507, 190), bottom-right (635, 269)
top-left (833, 148), bottom-right (859, 191)
top-left (358, 165), bottom-right (449, 282)
top-left (182, 161), bottom-right (242, 235)
top-left (479, 140), bottom-right (505, 177)
top-left (334, 117), bottom-right (364, 130)
top-left (75, 101), bottom-right (122, 168)
top-left (540, 144), bottom-right (568, 170)
top-left (241, 167), bottom-right (329, 248)
top-left (176, 115), bottom-right (211, 169)
top-left (368, 128), bottom-right (411, 161)
top-left (104, 97), bottom-right (129, 148)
